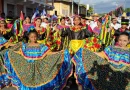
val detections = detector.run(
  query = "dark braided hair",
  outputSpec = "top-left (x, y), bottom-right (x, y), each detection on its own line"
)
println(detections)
top-left (28, 29), bottom-right (38, 37)
top-left (118, 32), bottom-right (130, 40)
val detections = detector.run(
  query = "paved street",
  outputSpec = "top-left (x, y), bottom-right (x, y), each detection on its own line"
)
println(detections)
top-left (2, 86), bottom-right (78, 90)
top-left (2, 87), bottom-right (16, 90)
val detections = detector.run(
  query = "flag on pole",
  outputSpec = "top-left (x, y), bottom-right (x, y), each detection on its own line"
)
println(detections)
top-left (41, 9), bottom-right (46, 16)
top-left (13, 20), bottom-right (19, 36)
top-left (31, 8), bottom-right (39, 22)
top-left (99, 15), bottom-right (108, 44)
top-left (20, 11), bottom-right (24, 20)
top-left (119, 6), bottom-right (123, 16)
top-left (18, 20), bottom-right (24, 36)
top-left (99, 15), bottom-right (115, 46)
top-left (51, 14), bottom-right (57, 20)
top-left (12, 19), bottom-right (19, 43)
top-left (19, 11), bottom-right (24, 36)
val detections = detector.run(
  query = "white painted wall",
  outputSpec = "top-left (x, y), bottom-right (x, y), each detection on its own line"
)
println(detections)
top-left (24, 6), bottom-right (27, 16)
top-left (4, 0), bottom-right (17, 16)
top-left (4, 0), bottom-right (53, 17)
top-left (4, 0), bottom-right (7, 16)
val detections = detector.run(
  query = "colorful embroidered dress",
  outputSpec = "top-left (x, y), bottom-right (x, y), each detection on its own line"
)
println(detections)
top-left (93, 26), bottom-right (101, 35)
top-left (0, 36), bottom-right (11, 89)
top-left (0, 28), bottom-right (13, 42)
top-left (0, 32), bottom-right (13, 89)
top-left (36, 28), bottom-right (46, 44)
top-left (72, 46), bottom-right (130, 90)
top-left (4, 43), bottom-right (72, 90)
top-left (7, 24), bottom-right (13, 29)
top-left (126, 30), bottom-right (130, 48)
top-left (55, 25), bottom-right (69, 50)
top-left (60, 24), bottom-right (93, 53)
top-left (60, 26), bottom-right (88, 54)
top-left (128, 44), bottom-right (130, 48)
top-left (0, 37), bottom-right (7, 46)
top-left (54, 25), bottom-right (63, 45)
top-left (104, 46), bottom-right (130, 70)
top-left (84, 37), bottom-right (102, 52)
top-left (0, 30), bottom-right (13, 48)
top-left (23, 24), bottom-right (33, 32)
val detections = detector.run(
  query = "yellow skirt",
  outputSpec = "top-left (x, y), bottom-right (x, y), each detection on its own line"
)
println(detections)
top-left (37, 40), bottom-right (46, 44)
top-left (127, 44), bottom-right (130, 48)
top-left (69, 40), bottom-right (85, 54)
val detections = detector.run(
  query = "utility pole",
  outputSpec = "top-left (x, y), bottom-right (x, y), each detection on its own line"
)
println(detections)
top-left (124, 0), bottom-right (126, 10)
top-left (86, 4), bottom-right (89, 16)
top-left (93, 4), bottom-right (95, 14)
top-left (115, 2), bottom-right (118, 8)
top-left (72, 0), bottom-right (74, 16)
top-left (78, 0), bottom-right (80, 15)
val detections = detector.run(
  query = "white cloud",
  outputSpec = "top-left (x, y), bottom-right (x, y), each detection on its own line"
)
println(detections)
top-left (112, 2), bottom-right (118, 6)
top-left (79, 0), bottom-right (130, 13)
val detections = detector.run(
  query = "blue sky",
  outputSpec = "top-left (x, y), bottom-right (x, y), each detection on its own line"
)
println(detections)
top-left (74, 0), bottom-right (130, 13)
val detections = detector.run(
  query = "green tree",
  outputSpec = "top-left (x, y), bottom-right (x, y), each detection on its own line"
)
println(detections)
top-left (87, 6), bottom-right (93, 16)
top-left (125, 8), bottom-right (130, 12)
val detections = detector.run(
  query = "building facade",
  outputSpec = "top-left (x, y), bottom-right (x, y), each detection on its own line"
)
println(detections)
top-left (0, 0), bottom-right (54, 17)
top-left (48, 0), bottom-right (86, 16)
top-left (48, 0), bottom-right (70, 16)
top-left (0, 0), bottom-right (4, 14)
top-left (79, 5), bottom-right (87, 15)
top-left (48, 1), bottom-right (70, 16)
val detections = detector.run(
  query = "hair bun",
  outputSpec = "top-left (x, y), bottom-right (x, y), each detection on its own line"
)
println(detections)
top-left (27, 25), bottom-right (35, 33)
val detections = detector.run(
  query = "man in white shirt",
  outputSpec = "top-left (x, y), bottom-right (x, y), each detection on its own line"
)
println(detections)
top-left (65, 17), bottom-right (73, 26)
top-left (41, 16), bottom-right (49, 28)
top-left (90, 13), bottom-right (99, 30)
top-left (86, 16), bottom-right (93, 25)
top-left (110, 17), bottom-right (121, 30)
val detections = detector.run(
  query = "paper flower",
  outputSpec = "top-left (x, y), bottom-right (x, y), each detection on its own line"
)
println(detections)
top-left (84, 37), bottom-right (102, 52)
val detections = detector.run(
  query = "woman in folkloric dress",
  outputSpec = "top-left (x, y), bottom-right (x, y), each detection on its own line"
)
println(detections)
top-left (60, 15), bottom-right (95, 90)
top-left (34, 18), bottom-right (47, 44)
top-left (3, 30), bottom-right (73, 90)
top-left (23, 17), bottom-right (46, 44)
top-left (0, 19), bottom-right (15, 89)
top-left (55, 17), bottom-right (70, 50)
top-left (23, 16), bottom-right (33, 32)
top-left (0, 30), bottom-right (10, 89)
top-left (73, 32), bottom-right (130, 90)
top-left (60, 15), bottom-right (92, 54)
top-left (0, 19), bottom-right (13, 41)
